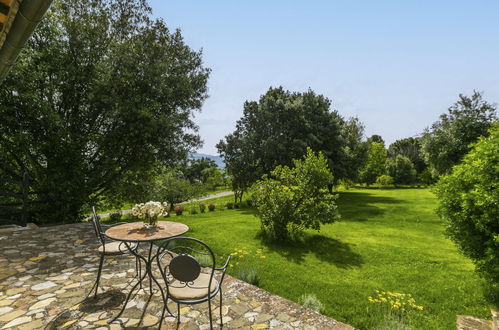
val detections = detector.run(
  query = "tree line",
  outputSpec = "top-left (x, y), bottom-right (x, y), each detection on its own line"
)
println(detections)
top-left (218, 88), bottom-right (497, 200)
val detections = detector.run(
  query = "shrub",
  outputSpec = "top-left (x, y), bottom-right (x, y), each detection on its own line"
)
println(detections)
top-left (108, 211), bottom-right (122, 223)
top-left (226, 202), bottom-right (234, 209)
top-left (236, 266), bottom-right (259, 286)
top-left (376, 175), bottom-right (394, 187)
top-left (174, 205), bottom-right (184, 216)
top-left (208, 203), bottom-right (216, 211)
top-left (299, 294), bottom-right (324, 313)
top-left (385, 154), bottom-right (417, 184)
top-left (189, 207), bottom-right (198, 215)
top-left (199, 203), bottom-right (206, 213)
top-left (434, 123), bottom-right (499, 286)
top-left (251, 148), bottom-right (340, 241)
top-left (339, 178), bottom-right (354, 189)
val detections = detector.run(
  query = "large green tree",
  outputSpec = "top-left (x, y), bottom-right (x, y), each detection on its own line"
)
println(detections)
top-left (434, 123), bottom-right (499, 287)
top-left (420, 91), bottom-right (497, 175)
top-left (388, 137), bottom-right (426, 173)
top-left (217, 87), bottom-right (346, 200)
top-left (0, 0), bottom-right (210, 223)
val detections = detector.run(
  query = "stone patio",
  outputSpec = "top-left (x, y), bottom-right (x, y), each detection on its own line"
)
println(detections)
top-left (0, 223), bottom-right (353, 329)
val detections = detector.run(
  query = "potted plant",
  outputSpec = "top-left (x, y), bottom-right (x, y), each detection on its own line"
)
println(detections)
top-left (131, 201), bottom-right (168, 228)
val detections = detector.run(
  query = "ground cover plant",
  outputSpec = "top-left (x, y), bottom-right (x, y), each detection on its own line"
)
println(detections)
top-left (137, 188), bottom-right (493, 329)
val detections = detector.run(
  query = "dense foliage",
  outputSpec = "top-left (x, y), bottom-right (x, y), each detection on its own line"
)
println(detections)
top-left (218, 87), bottom-right (346, 201)
top-left (388, 137), bottom-right (426, 173)
top-left (341, 117), bottom-right (369, 182)
top-left (386, 154), bottom-right (417, 184)
top-left (0, 0), bottom-right (209, 223)
top-left (421, 91), bottom-right (497, 176)
top-left (359, 142), bottom-right (387, 185)
top-left (434, 123), bottom-right (499, 285)
top-left (251, 148), bottom-right (340, 241)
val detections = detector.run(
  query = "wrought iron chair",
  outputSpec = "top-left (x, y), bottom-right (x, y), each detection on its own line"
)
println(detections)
top-left (88, 206), bottom-right (140, 298)
top-left (156, 237), bottom-right (230, 329)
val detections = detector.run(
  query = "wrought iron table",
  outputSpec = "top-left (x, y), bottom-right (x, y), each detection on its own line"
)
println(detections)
top-left (104, 220), bottom-right (189, 323)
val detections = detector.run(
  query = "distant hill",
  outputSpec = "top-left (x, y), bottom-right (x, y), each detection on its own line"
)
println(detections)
top-left (190, 153), bottom-right (225, 168)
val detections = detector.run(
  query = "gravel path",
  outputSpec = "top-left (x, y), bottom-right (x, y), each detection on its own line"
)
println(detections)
top-left (97, 191), bottom-right (234, 218)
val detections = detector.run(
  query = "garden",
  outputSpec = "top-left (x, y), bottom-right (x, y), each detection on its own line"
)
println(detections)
top-left (104, 187), bottom-right (491, 329)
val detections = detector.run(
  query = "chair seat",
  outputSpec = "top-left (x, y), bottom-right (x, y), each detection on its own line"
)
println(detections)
top-left (97, 241), bottom-right (137, 254)
top-left (169, 273), bottom-right (218, 300)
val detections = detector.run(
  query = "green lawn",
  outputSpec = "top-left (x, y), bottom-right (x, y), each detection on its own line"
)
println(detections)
top-left (123, 188), bottom-right (492, 329)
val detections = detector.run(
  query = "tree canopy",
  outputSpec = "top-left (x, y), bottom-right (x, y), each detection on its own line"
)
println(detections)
top-left (0, 0), bottom-right (210, 223)
top-left (388, 137), bottom-right (426, 173)
top-left (359, 142), bottom-right (387, 185)
top-left (420, 91), bottom-right (497, 175)
top-left (217, 87), bottom-right (346, 200)
top-left (434, 123), bottom-right (499, 286)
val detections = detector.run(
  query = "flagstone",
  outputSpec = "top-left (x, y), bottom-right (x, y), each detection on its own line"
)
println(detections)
top-left (0, 308), bottom-right (13, 317)
top-left (0, 309), bottom-right (26, 322)
top-left (31, 281), bottom-right (57, 291)
top-left (29, 297), bottom-right (57, 310)
top-left (1, 316), bottom-right (31, 329)
top-left (18, 319), bottom-right (43, 330)
top-left (0, 300), bottom-right (13, 307)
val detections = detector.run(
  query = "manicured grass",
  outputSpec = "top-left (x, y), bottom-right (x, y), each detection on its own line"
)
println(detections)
top-left (165, 188), bottom-right (492, 329)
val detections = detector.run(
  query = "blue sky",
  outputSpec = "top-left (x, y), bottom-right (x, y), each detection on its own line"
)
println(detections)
top-left (149, 0), bottom-right (499, 155)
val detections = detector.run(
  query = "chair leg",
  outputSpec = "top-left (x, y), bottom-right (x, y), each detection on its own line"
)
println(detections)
top-left (220, 288), bottom-right (223, 328)
top-left (177, 303), bottom-right (181, 329)
top-left (208, 299), bottom-right (213, 329)
top-left (159, 304), bottom-right (166, 330)
top-left (93, 253), bottom-right (105, 298)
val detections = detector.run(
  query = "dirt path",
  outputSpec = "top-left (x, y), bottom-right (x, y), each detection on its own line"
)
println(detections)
top-left (98, 191), bottom-right (234, 218)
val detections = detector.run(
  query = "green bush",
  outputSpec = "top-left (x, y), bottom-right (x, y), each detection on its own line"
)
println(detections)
top-left (226, 202), bottom-right (234, 209)
top-left (385, 154), bottom-right (417, 184)
top-left (108, 211), bottom-right (122, 223)
top-left (199, 203), bottom-right (206, 213)
top-left (251, 148), bottom-right (340, 241)
top-left (189, 207), bottom-right (198, 215)
top-left (376, 175), bottom-right (394, 187)
top-left (236, 266), bottom-right (259, 286)
top-left (299, 294), bottom-right (324, 313)
top-left (434, 123), bottom-right (499, 286)
top-left (208, 203), bottom-right (216, 211)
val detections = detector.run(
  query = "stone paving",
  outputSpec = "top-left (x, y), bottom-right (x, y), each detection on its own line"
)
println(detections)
top-left (0, 224), bottom-right (353, 329)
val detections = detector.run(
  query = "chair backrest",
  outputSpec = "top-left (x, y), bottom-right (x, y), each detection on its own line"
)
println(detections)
top-left (156, 237), bottom-right (216, 297)
top-left (91, 206), bottom-right (105, 245)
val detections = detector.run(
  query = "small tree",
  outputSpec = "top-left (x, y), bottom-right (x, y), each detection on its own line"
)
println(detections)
top-left (359, 142), bottom-right (387, 185)
top-left (434, 123), bottom-right (499, 286)
top-left (154, 171), bottom-right (193, 210)
top-left (251, 148), bottom-right (340, 241)
top-left (385, 155), bottom-right (417, 185)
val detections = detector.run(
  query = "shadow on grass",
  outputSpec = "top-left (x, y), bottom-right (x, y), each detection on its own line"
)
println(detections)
top-left (337, 191), bottom-right (403, 222)
top-left (259, 232), bottom-right (363, 269)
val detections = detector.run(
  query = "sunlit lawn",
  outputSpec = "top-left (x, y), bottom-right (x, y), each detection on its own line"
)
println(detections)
top-left (117, 188), bottom-right (491, 329)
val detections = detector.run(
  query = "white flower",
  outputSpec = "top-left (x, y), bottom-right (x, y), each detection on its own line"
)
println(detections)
top-left (131, 201), bottom-right (168, 220)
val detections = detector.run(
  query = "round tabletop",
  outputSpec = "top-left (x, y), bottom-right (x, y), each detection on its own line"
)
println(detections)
top-left (105, 221), bottom-right (189, 242)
